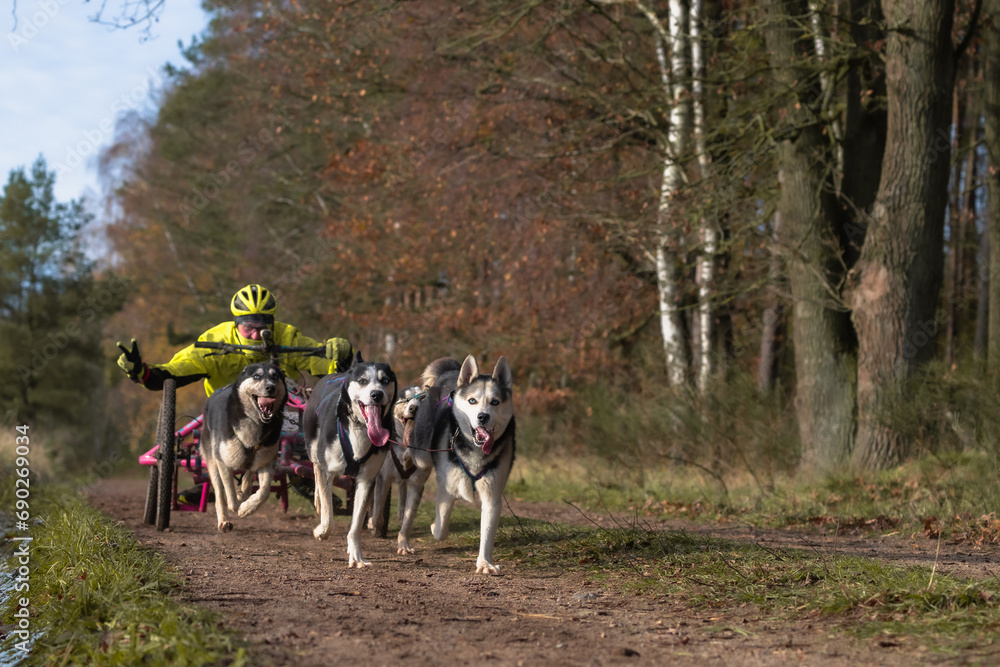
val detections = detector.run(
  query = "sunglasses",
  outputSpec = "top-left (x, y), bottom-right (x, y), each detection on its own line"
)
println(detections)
top-left (237, 322), bottom-right (270, 332)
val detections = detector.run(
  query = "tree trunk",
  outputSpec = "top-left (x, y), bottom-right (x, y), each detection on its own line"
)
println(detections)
top-left (975, 230), bottom-right (989, 359)
top-left (651, 1), bottom-right (692, 387)
top-left (985, 0), bottom-right (1000, 376)
top-left (840, 0), bottom-right (886, 257)
top-left (945, 90), bottom-right (965, 367)
top-left (689, 0), bottom-right (716, 392)
top-left (758, 207), bottom-right (784, 393)
top-left (850, 0), bottom-right (955, 470)
top-left (766, 0), bottom-right (855, 471)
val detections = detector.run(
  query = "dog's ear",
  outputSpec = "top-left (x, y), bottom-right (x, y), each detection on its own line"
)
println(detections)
top-left (492, 356), bottom-right (512, 392)
top-left (354, 350), bottom-right (364, 364)
top-left (457, 354), bottom-right (479, 388)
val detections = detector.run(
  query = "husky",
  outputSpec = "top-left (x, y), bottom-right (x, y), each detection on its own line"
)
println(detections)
top-left (412, 355), bottom-right (515, 574)
top-left (200, 363), bottom-right (288, 533)
top-left (369, 385), bottom-right (433, 554)
top-left (303, 352), bottom-right (397, 568)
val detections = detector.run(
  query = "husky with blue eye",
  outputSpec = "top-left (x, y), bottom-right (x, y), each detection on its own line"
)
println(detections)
top-left (303, 352), bottom-right (397, 568)
top-left (411, 355), bottom-right (515, 575)
top-left (200, 363), bottom-right (288, 533)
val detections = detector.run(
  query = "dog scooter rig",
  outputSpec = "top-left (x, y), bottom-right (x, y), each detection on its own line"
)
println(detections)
top-left (138, 329), bottom-right (355, 531)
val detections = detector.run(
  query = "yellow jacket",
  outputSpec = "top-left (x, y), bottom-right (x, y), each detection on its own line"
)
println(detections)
top-left (141, 321), bottom-right (341, 395)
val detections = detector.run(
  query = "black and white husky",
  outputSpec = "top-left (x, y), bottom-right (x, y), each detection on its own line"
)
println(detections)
top-left (412, 355), bottom-right (515, 574)
top-left (303, 352), bottom-right (397, 568)
top-left (200, 363), bottom-right (288, 533)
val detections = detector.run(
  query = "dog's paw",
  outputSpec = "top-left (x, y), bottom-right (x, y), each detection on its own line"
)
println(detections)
top-left (218, 521), bottom-right (234, 533)
top-left (348, 556), bottom-right (372, 568)
top-left (430, 521), bottom-right (447, 541)
top-left (313, 525), bottom-right (331, 540)
top-left (237, 502), bottom-right (256, 518)
top-left (396, 535), bottom-right (413, 556)
top-left (475, 560), bottom-right (500, 575)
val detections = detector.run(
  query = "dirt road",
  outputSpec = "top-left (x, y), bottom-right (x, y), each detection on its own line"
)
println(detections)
top-left (85, 479), bottom-right (978, 665)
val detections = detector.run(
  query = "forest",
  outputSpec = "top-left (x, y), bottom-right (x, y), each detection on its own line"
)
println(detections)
top-left (3, 0), bottom-right (999, 484)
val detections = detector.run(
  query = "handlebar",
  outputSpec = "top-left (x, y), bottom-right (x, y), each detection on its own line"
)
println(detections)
top-left (194, 329), bottom-right (326, 361)
top-left (195, 341), bottom-right (326, 354)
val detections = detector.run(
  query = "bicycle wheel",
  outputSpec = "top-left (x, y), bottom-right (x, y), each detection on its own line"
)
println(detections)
top-left (142, 399), bottom-right (165, 526)
top-left (155, 379), bottom-right (177, 531)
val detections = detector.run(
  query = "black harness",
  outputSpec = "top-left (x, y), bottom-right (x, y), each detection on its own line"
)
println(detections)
top-left (388, 444), bottom-right (417, 480)
top-left (337, 417), bottom-right (382, 478)
top-left (316, 373), bottom-right (387, 477)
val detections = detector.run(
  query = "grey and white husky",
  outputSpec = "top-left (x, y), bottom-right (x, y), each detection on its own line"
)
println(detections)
top-left (303, 352), bottom-right (397, 568)
top-left (200, 363), bottom-right (288, 533)
top-left (412, 355), bottom-right (515, 574)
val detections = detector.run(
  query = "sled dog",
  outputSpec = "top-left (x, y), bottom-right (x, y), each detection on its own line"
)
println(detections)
top-left (304, 352), bottom-right (397, 567)
top-left (200, 363), bottom-right (288, 532)
top-left (412, 355), bottom-right (515, 574)
top-left (370, 385), bottom-right (434, 554)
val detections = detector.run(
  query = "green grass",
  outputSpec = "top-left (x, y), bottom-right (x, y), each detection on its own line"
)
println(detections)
top-left (362, 467), bottom-right (1000, 652)
top-left (501, 447), bottom-right (1000, 547)
top-left (1, 477), bottom-right (247, 666)
top-left (489, 513), bottom-right (1000, 653)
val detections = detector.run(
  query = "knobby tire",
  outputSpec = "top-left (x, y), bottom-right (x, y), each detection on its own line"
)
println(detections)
top-left (155, 379), bottom-right (177, 531)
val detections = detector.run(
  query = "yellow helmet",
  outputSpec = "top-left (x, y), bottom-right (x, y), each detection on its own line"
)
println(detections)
top-left (231, 284), bottom-right (277, 325)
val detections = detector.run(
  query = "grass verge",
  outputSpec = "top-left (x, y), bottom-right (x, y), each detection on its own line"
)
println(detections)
top-left (504, 448), bottom-right (1000, 546)
top-left (490, 512), bottom-right (1000, 654)
top-left (1, 477), bottom-right (247, 666)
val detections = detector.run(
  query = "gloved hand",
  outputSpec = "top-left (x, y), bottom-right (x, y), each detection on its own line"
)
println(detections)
top-left (325, 338), bottom-right (354, 370)
top-left (116, 338), bottom-right (145, 382)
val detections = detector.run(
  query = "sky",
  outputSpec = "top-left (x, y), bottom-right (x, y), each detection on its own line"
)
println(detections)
top-left (1, 0), bottom-right (209, 205)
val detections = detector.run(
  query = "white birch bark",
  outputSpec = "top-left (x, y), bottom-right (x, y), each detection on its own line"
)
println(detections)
top-left (597, 0), bottom-right (692, 386)
top-left (657, 1), bottom-right (692, 387)
top-left (809, 0), bottom-right (843, 191)
top-left (690, 0), bottom-right (714, 392)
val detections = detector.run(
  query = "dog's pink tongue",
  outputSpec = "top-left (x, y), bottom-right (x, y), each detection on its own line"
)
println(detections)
top-left (364, 406), bottom-right (390, 448)
top-left (476, 427), bottom-right (494, 455)
top-left (257, 397), bottom-right (276, 413)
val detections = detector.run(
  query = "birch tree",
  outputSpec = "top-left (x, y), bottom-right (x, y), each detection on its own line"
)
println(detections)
top-left (595, 0), bottom-right (695, 387)
top-left (690, 0), bottom-right (716, 392)
top-left (654, 0), bottom-right (692, 387)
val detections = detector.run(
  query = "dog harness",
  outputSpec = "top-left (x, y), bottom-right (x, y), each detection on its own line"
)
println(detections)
top-left (318, 373), bottom-right (390, 477)
top-left (337, 418), bottom-right (385, 477)
top-left (451, 438), bottom-right (490, 482)
top-left (388, 445), bottom-right (416, 480)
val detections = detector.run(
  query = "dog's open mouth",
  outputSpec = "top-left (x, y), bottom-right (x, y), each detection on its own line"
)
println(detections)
top-left (359, 402), bottom-right (390, 448)
top-left (255, 396), bottom-right (278, 422)
top-left (474, 427), bottom-right (495, 455)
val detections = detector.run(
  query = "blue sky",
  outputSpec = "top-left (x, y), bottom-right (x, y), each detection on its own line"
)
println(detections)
top-left (1, 0), bottom-right (209, 204)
